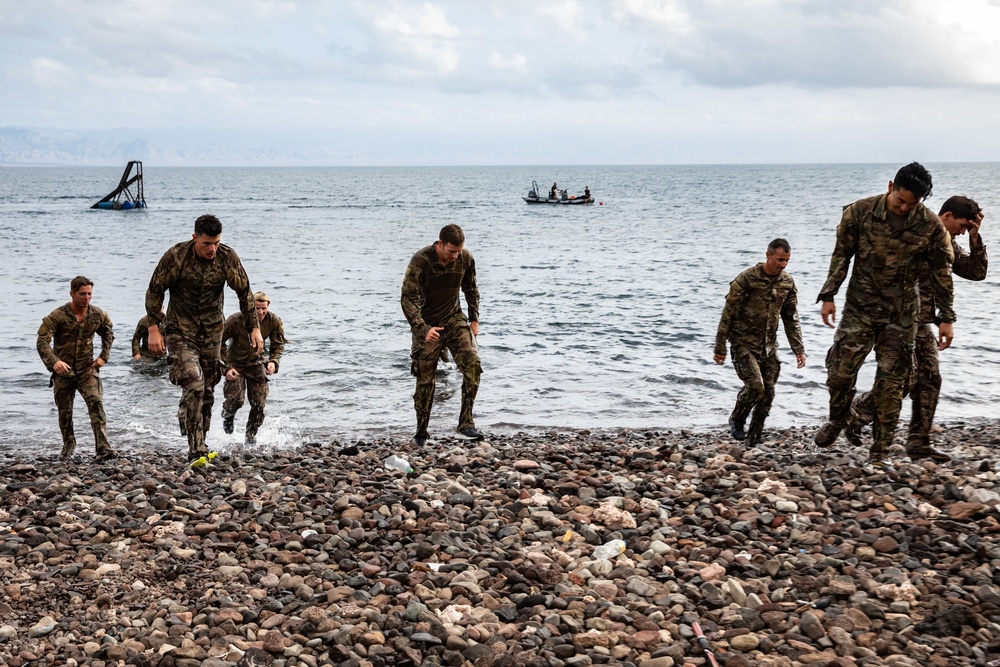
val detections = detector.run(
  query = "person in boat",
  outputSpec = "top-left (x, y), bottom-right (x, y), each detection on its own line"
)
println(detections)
top-left (550, 183), bottom-right (558, 199)
top-left (845, 196), bottom-right (987, 462)
top-left (814, 162), bottom-right (955, 467)
top-left (401, 224), bottom-right (484, 447)
top-left (36, 276), bottom-right (117, 462)
top-left (714, 239), bottom-right (806, 447)
top-left (145, 214), bottom-right (263, 462)
top-left (221, 291), bottom-right (285, 447)
top-left (584, 186), bottom-right (591, 199)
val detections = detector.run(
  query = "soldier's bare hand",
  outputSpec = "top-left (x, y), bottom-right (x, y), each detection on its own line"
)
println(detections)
top-left (796, 354), bottom-right (807, 368)
top-left (266, 362), bottom-right (276, 375)
top-left (53, 360), bottom-right (71, 376)
top-left (225, 368), bottom-right (240, 381)
top-left (470, 321), bottom-right (479, 336)
top-left (93, 358), bottom-right (106, 369)
top-left (148, 327), bottom-right (165, 354)
top-left (821, 302), bottom-right (837, 328)
top-left (133, 354), bottom-right (141, 361)
top-left (937, 322), bottom-right (954, 351)
top-left (713, 353), bottom-right (726, 365)
top-left (250, 328), bottom-right (264, 355)
top-left (425, 327), bottom-right (444, 343)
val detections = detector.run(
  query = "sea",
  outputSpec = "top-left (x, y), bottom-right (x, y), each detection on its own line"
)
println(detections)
top-left (1, 164), bottom-right (998, 458)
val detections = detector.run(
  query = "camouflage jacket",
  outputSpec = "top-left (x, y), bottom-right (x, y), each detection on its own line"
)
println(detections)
top-left (37, 303), bottom-right (114, 374)
top-left (145, 241), bottom-right (258, 342)
top-left (401, 244), bottom-right (480, 339)
top-left (222, 311), bottom-right (285, 371)
top-left (715, 264), bottom-right (805, 358)
top-left (132, 314), bottom-right (165, 358)
top-left (817, 194), bottom-right (955, 326)
top-left (917, 235), bottom-right (988, 324)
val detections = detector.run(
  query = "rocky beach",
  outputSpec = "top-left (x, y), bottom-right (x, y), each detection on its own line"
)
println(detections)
top-left (2, 422), bottom-right (1000, 667)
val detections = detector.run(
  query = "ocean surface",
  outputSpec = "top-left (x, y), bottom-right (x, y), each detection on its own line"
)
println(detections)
top-left (2, 164), bottom-right (998, 458)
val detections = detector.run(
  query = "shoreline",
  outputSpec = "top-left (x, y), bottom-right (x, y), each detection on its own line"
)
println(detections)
top-left (1, 422), bottom-right (999, 667)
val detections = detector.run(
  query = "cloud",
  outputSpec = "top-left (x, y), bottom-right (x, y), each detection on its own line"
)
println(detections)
top-left (612, 0), bottom-right (998, 88)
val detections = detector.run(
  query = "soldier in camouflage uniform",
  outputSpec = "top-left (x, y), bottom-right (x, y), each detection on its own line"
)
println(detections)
top-left (715, 239), bottom-right (806, 447)
top-left (221, 291), bottom-right (285, 446)
top-left (145, 214), bottom-right (262, 462)
top-left (815, 163), bottom-right (956, 466)
top-left (132, 310), bottom-right (166, 365)
top-left (846, 196), bottom-right (987, 461)
top-left (36, 276), bottom-right (117, 461)
top-left (401, 224), bottom-right (483, 446)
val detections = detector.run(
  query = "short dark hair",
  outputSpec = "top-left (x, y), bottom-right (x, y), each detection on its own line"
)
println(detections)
top-left (939, 195), bottom-right (981, 221)
top-left (439, 224), bottom-right (465, 246)
top-left (70, 276), bottom-right (94, 292)
top-left (893, 162), bottom-right (933, 201)
top-left (767, 238), bottom-right (791, 253)
top-left (194, 214), bottom-right (223, 237)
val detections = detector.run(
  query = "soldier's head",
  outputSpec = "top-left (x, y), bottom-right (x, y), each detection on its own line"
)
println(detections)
top-left (435, 224), bottom-right (465, 266)
top-left (938, 195), bottom-right (982, 237)
top-left (192, 214), bottom-right (223, 260)
top-left (70, 276), bottom-right (94, 309)
top-left (254, 291), bottom-right (270, 319)
top-left (763, 238), bottom-right (791, 276)
top-left (887, 162), bottom-right (933, 217)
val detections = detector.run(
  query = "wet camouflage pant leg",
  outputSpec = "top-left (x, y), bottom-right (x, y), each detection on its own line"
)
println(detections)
top-left (243, 366), bottom-right (269, 439)
top-left (53, 372), bottom-right (110, 453)
top-left (730, 345), bottom-right (780, 428)
top-left (852, 343), bottom-right (922, 430)
top-left (222, 374), bottom-right (246, 419)
top-left (167, 335), bottom-right (222, 457)
top-left (827, 314), bottom-right (914, 455)
top-left (411, 316), bottom-right (482, 432)
top-left (907, 324), bottom-right (941, 449)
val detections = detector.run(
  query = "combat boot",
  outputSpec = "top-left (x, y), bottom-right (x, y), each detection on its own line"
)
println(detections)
top-left (60, 439), bottom-right (77, 461)
top-left (844, 422), bottom-right (864, 448)
top-left (95, 447), bottom-right (118, 462)
top-left (814, 422), bottom-right (842, 448)
top-left (745, 421), bottom-right (763, 447)
top-left (907, 446), bottom-right (951, 463)
top-left (223, 415), bottom-right (235, 434)
top-left (728, 416), bottom-right (747, 441)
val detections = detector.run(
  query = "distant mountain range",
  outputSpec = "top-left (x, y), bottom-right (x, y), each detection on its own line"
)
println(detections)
top-left (0, 127), bottom-right (355, 166)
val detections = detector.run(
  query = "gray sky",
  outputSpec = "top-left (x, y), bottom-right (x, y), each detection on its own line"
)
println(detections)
top-left (3, 0), bottom-right (1000, 164)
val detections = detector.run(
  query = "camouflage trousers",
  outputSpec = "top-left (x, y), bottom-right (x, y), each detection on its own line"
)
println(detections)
top-left (166, 333), bottom-right (222, 459)
top-left (53, 370), bottom-right (111, 455)
top-left (825, 311), bottom-right (915, 456)
top-left (729, 345), bottom-right (780, 432)
top-left (222, 364), bottom-right (269, 439)
top-left (850, 323), bottom-right (940, 450)
top-left (411, 313), bottom-right (481, 435)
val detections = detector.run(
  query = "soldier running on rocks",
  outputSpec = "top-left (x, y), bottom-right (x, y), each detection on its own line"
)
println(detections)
top-left (401, 224), bottom-right (484, 447)
top-left (221, 291), bottom-right (285, 447)
top-left (715, 239), bottom-right (806, 447)
top-left (815, 163), bottom-right (956, 467)
top-left (846, 196), bottom-right (987, 461)
top-left (36, 276), bottom-right (117, 461)
top-left (145, 214), bottom-right (262, 462)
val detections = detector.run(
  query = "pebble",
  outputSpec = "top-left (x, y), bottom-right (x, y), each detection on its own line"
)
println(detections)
top-left (0, 424), bottom-right (998, 666)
